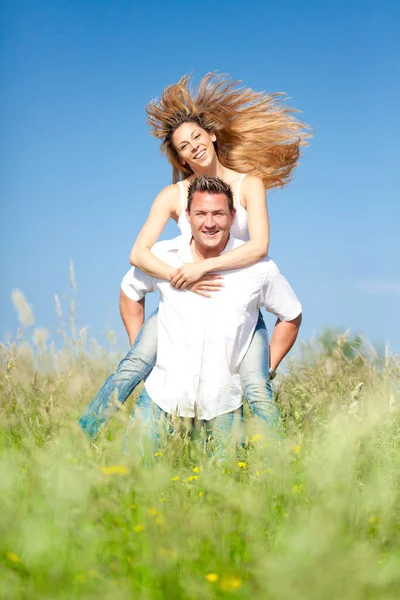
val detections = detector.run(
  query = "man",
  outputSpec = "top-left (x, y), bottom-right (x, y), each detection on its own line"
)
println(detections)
top-left (79, 175), bottom-right (302, 447)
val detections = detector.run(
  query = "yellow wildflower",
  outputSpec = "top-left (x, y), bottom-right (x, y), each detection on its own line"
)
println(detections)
top-left (6, 552), bottom-right (20, 563)
top-left (154, 451), bottom-right (163, 457)
top-left (264, 468), bottom-right (273, 475)
top-left (292, 483), bottom-right (305, 494)
top-left (187, 475), bottom-right (199, 482)
top-left (220, 576), bottom-right (242, 591)
top-left (192, 466), bottom-right (200, 473)
top-left (294, 445), bottom-right (301, 454)
top-left (158, 497), bottom-right (166, 503)
top-left (171, 475), bottom-right (180, 481)
top-left (100, 465), bottom-right (128, 476)
top-left (75, 574), bottom-right (85, 582)
top-left (156, 516), bottom-right (165, 526)
top-left (237, 461), bottom-right (247, 469)
top-left (368, 516), bottom-right (378, 525)
top-left (255, 471), bottom-right (260, 477)
top-left (148, 508), bottom-right (159, 517)
top-left (205, 573), bottom-right (219, 583)
top-left (198, 491), bottom-right (204, 497)
top-left (134, 524), bottom-right (145, 533)
top-left (88, 569), bottom-right (98, 577)
top-left (130, 504), bottom-right (136, 509)
top-left (251, 433), bottom-right (263, 442)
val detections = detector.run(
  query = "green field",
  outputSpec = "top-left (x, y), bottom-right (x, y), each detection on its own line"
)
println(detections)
top-left (1, 318), bottom-right (400, 599)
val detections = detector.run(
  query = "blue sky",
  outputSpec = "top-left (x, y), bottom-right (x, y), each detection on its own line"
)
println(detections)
top-left (1, 0), bottom-right (399, 355)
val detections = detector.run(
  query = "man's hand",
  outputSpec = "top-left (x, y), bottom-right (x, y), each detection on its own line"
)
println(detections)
top-left (170, 262), bottom-right (209, 289)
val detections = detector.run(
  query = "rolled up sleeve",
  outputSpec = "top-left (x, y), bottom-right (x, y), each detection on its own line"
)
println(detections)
top-left (121, 267), bottom-right (156, 301)
top-left (261, 259), bottom-right (302, 321)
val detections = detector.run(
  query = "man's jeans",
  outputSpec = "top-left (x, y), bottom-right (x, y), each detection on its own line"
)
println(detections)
top-left (125, 387), bottom-right (244, 459)
top-left (78, 311), bottom-right (281, 438)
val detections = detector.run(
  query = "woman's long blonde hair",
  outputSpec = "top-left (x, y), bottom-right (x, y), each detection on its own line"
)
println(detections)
top-left (146, 73), bottom-right (311, 190)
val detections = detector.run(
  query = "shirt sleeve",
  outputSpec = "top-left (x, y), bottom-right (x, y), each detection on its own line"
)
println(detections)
top-left (260, 259), bottom-right (302, 321)
top-left (121, 267), bottom-right (157, 301)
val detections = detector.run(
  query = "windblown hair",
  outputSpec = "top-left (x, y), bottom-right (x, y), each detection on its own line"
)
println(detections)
top-left (146, 73), bottom-right (311, 189)
top-left (187, 175), bottom-right (234, 214)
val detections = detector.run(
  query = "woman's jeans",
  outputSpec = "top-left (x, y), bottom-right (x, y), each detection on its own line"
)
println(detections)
top-left (78, 310), bottom-right (281, 438)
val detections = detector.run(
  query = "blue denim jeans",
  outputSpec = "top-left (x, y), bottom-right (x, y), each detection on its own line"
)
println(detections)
top-left (239, 313), bottom-right (281, 430)
top-left (78, 310), bottom-right (282, 438)
top-left (78, 310), bottom-right (158, 438)
top-left (125, 387), bottom-right (244, 459)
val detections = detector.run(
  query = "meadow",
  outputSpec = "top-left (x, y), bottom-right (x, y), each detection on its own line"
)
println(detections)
top-left (1, 291), bottom-right (400, 599)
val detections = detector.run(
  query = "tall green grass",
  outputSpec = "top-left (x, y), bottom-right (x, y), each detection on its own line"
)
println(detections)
top-left (1, 293), bottom-right (399, 599)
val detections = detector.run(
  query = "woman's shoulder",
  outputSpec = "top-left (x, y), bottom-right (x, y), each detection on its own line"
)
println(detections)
top-left (154, 182), bottom-right (181, 202)
top-left (223, 169), bottom-right (263, 191)
top-left (241, 174), bottom-right (266, 196)
top-left (149, 183), bottom-right (182, 219)
top-left (241, 173), bottom-right (264, 187)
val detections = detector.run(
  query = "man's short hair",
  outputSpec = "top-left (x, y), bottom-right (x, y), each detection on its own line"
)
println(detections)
top-left (187, 175), bottom-right (234, 213)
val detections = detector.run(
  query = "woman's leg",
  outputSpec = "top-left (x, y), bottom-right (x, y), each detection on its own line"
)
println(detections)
top-left (239, 312), bottom-right (283, 433)
top-left (78, 310), bottom-right (158, 438)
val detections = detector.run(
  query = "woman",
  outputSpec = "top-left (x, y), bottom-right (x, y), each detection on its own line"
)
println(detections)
top-left (79, 73), bottom-right (310, 438)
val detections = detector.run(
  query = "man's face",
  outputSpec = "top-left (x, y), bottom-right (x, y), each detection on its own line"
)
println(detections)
top-left (187, 191), bottom-right (236, 254)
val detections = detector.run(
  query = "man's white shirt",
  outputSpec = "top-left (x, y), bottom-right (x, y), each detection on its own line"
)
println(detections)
top-left (121, 235), bottom-right (301, 421)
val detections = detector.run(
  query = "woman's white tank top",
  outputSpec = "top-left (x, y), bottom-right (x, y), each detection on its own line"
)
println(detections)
top-left (177, 174), bottom-right (250, 242)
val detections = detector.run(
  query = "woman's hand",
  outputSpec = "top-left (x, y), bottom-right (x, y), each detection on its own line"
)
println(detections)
top-left (170, 262), bottom-right (210, 289)
top-left (186, 274), bottom-right (224, 298)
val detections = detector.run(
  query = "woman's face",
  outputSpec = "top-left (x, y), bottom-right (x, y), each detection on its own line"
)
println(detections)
top-left (172, 122), bottom-right (217, 172)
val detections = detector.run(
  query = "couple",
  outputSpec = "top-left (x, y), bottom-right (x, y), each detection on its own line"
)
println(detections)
top-left (79, 175), bottom-right (302, 450)
top-left (78, 73), bottom-right (308, 450)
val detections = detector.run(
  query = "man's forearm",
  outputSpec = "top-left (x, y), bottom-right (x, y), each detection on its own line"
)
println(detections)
top-left (269, 314), bottom-right (302, 371)
top-left (119, 290), bottom-right (145, 346)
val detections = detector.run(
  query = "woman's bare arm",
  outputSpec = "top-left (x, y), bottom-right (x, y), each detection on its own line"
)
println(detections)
top-left (170, 176), bottom-right (270, 287)
top-left (129, 185), bottom-right (179, 280)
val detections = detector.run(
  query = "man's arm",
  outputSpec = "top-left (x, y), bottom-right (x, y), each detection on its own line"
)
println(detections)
top-left (119, 290), bottom-right (145, 346)
top-left (120, 265), bottom-right (157, 345)
top-left (260, 258), bottom-right (303, 372)
top-left (269, 313), bottom-right (302, 370)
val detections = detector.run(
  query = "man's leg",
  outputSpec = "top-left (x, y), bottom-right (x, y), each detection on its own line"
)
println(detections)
top-left (78, 310), bottom-right (158, 438)
top-left (239, 312), bottom-right (283, 433)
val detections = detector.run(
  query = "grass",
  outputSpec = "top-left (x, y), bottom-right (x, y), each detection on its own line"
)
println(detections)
top-left (1, 308), bottom-right (400, 598)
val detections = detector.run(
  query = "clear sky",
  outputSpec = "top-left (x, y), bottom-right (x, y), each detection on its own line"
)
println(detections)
top-left (1, 0), bottom-right (399, 355)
